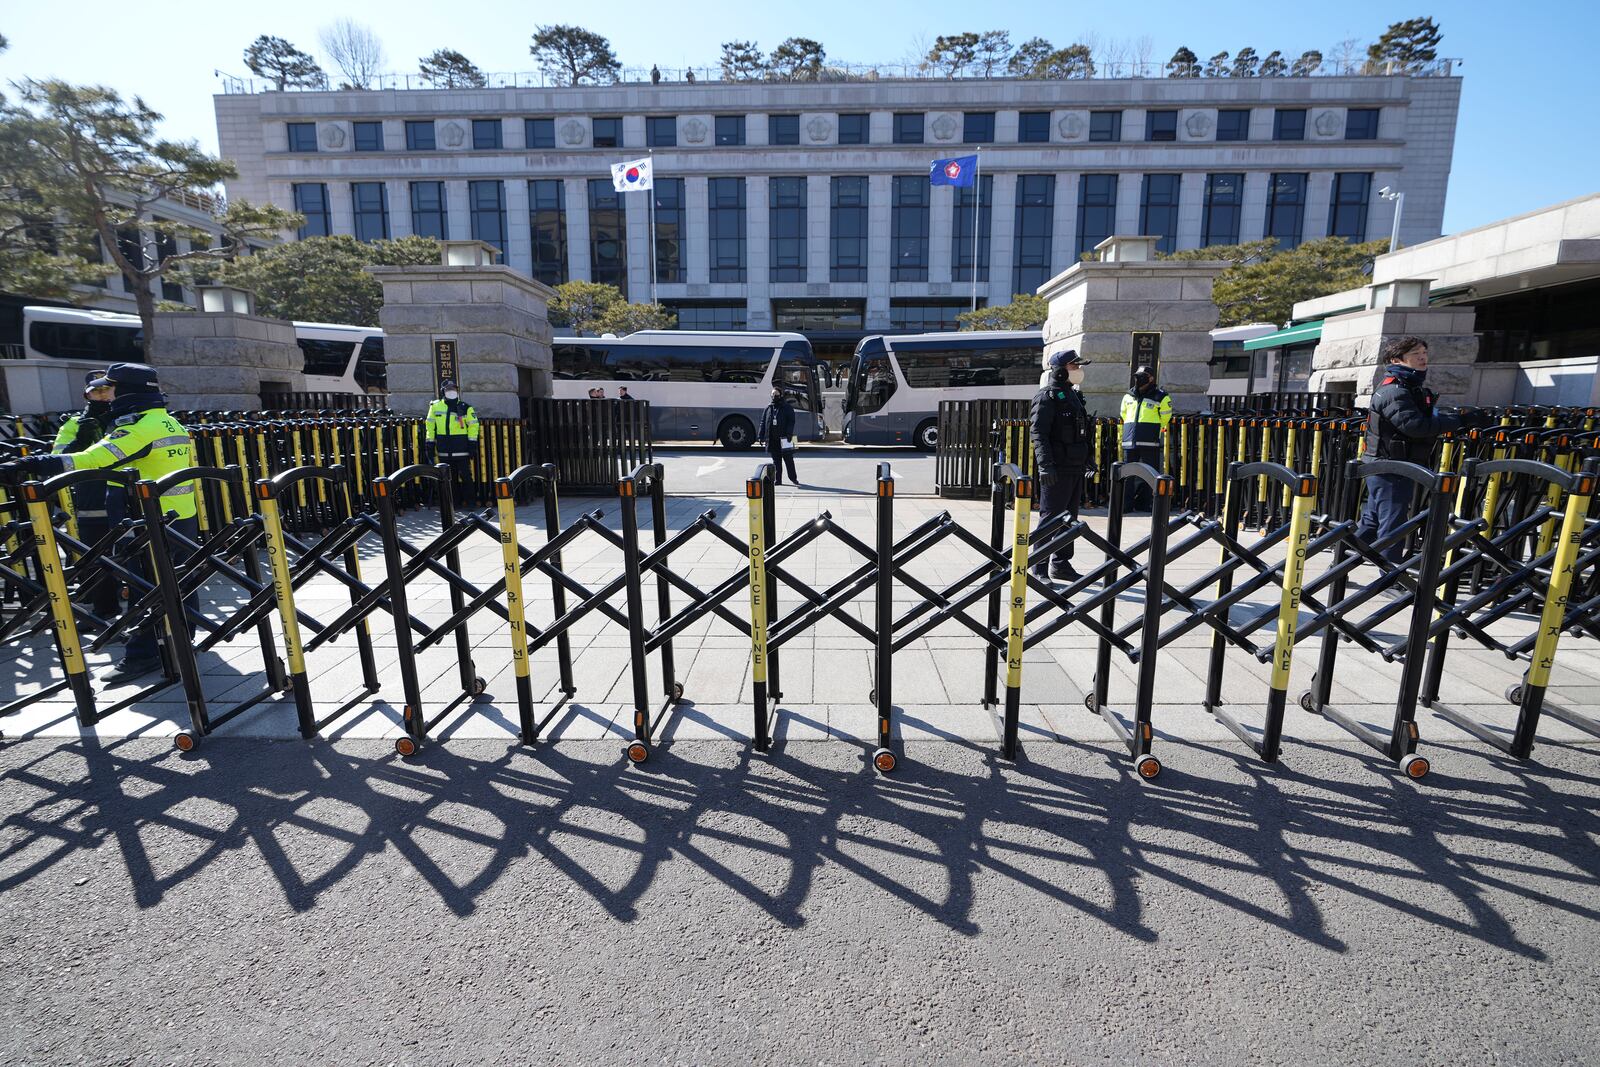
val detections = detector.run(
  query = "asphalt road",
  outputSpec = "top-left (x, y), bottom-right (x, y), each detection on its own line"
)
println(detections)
top-left (654, 443), bottom-right (937, 496)
top-left (2, 737), bottom-right (1598, 1065)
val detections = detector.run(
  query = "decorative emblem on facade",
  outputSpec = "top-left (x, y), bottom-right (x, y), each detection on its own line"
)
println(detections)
top-left (1184, 111), bottom-right (1213, 138)
top-left (930, 113), bottom-right (958, 141)
top-left (1314, 109), bottom-right (1342, 137)
top-left (683, 118), bottom-right (708, 144)
top-left (806, 115), bottom-right (833, 142)
top-left (440, 121), bottom-right (466, 148)
top-left (320, 124), bottom-right (345, 149)
top-left (1057, 113), bottom-right (1085, 140)
top-left (561, 120), bottom-right (586, 146)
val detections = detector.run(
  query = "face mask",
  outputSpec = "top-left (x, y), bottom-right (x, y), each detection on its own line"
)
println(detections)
top-left (444, 391), bottom-right (458, 400)
top-left (1067, 367), bottom-right (1085, 386)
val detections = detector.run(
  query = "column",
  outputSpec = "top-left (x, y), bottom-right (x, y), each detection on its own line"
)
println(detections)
top-left (1304, 172), bottom-right (1335, 243)
top-left (929, 184), bottom-right (954, 284)
top-left (626, 185), bottom-right (652, 300)
top-left (807, 173), bottom-right (830, 284)
top-left (1240, 172), bottom-right (1270, 243)
top-left (866, 173), bottom-right (892, 329)
top-left (745, 176), bottom-right (770, 325)
top-left (987, 170), bottom-right (1019, 305)
top-left (446, 182), bottom-right (471, 242)
top-left (565, 178), bottom-right (591, 281)
top-left (328, 181), bottom-right (355, 237)
top-left (685, 175), bottom-right (710, 284)
top-left (1115, 172), bottom-right (1142, 236)
top-left (1176, 172), bottom-right (1205, 250)
top-left (504, 178), bottom-right (532, 276)
top-left (386, 180), bottom-right (412, 238)
top-left (1049, 172), bottom-right (1075, 277)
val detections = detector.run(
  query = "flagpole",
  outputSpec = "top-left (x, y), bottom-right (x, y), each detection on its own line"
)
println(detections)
top-left (647, 149), bottom-right (657, 306)
top-left (971, 148), bottom-right (981, 313)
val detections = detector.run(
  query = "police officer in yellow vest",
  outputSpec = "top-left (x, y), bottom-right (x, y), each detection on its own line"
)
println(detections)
top-left (1119, 364), bottom-right (1172, 512)
top-left (52, 372), bottom-right (121, 623)
top-left (424, 378), bottom-right (480, 507)
top-left (1, 362), bottom-right (196, 679)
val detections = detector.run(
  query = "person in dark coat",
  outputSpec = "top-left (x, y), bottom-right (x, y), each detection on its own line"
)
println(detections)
top-left (1029, 350), bottom-right (1094, 582)
top-left (757, 387), bottom-right (800, 486)
top-left (1358, 336), bottom-right (1462, 563)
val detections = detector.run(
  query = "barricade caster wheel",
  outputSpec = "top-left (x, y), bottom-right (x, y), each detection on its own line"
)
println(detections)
top-left (868, 688), bottom-right (877, 705)
top-left (472, 676), bottom-right (487, 696)
top-left (173, 731), bottom-right (197, 753)
top-left (395, 736), bottom-right (418, 758)
top-left (626, 741), bottom-right (650, 765)
top-left (871, 747), bottom-right (898, 774)
top-left (1134, 754), bottom-right (1161, 780)
top-left (1399, 753), bottom-right (1430, 780)
top-left (672, 682), bottom-right (684, 701)
top-left (1084, 693), bottom-right (1098, 713)
top-left (1504, 684), bottom-right (1524, 705)
top-left (1299, 691), bottom-right (1316, 713)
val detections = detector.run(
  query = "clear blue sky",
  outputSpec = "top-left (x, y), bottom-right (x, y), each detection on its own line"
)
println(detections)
top-left (3, 0), bottom-right (1594, 233)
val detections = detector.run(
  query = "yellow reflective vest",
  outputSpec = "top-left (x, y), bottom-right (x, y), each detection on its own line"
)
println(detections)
top-left (60, 407), bottom-right (196, 519)
top-left (425, 399), bottom-right (480, 458)
top-left (1119, 389), bottom-right (1172, 454)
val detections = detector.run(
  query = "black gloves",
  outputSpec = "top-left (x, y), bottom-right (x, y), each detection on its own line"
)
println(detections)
top-left (1036, 470), bottom-right (1060, 490)
top-left (0, 454), bottom-right (67, 484)
top-left (1459, 408), bottom-right (1498, 429)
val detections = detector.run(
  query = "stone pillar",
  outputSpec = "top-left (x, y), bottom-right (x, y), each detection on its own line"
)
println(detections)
top-left (1308, 279), bottom-right (1479, 403)
top-left (145, 286), bottom-right (304, 409)
top-left (1038, 236), bottom-right (1228, 416)
top-left (368, 241), bottom-right (555, 418)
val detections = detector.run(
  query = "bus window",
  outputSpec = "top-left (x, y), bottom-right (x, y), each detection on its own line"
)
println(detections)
top-left (298, 338), bottom-right (356, 377)
top-left (895, 345), bottom-right (1040, 389)
top-left (355, 335), bottom-right (387, 390)
top-left (853, 354), bottom-right (897, 414)
top-left (28, 321), bottom-right (143, 361)
top-left (552, 343), bottom-right (610, 379)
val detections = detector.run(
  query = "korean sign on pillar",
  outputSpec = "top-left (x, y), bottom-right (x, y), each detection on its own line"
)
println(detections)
top-left (433, 337), bottom-right (459, 394)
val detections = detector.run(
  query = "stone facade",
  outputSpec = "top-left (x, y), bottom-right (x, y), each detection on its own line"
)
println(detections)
top-left (146, 311), bottom-right (304, 409)
top-left (369, 261), bottom-right (555, 418)
top-left (1308, 305), bottom-right (1479, 402)
top-left (1038, 245), bottom-right (1227, 416)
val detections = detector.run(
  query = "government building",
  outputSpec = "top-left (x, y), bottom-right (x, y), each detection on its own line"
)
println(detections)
top-left (214, 68), bottom-right (1461, 360)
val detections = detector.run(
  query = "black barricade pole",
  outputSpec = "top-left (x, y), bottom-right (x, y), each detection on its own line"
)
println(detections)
top-left (19, 481), bottom-right (95, 720)
top-left (376, 475), bottom-right (427, 757)
top-left (621, 473), bottom-right (654, 764)
top-left (999, 470), bottom-right (1033, 761)
top-left (871, 462), bottom-right (896, 773)
top-left (134, 479), bottom-right (210, 748)
top-left (747, 467), bottom-right (774, 753)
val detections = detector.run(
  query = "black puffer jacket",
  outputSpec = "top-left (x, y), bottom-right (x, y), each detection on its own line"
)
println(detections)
top-left (1365, 368), bottom-right (1461, 464)
top-left (1030, 385), bottom-right (1092, 473)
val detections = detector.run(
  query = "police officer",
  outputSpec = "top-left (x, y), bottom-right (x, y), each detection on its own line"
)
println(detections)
top-left (1030, 351), bottom-right (1094, 582)
top-left (757, 387), bottom-right (800, 487)
top-left (1359, 336), bottom-right (1462, 563)
top-left (1119, 364), bottom-right (1172, 512)
top-left (1, 363), bottom-right (196, 680)
top-left (52, 372), bottom-right (121, 624)
top-left (424, 379), bottom-right (480, 507)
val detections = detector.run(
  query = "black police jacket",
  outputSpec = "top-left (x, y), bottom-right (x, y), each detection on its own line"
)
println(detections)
top-left (1365, 372), bottom-right (1462, 465)
top-left (1030, 385), bottom-right (1092, 473)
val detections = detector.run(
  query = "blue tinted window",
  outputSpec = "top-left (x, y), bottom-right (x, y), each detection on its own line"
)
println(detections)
top-left (646, 117), bottom-right (677, 147)
top-left (708, 177), bottom-right (746, 283)
top-left (1140, 174), bottom-right (1180, 254)
top-left (963, 112), bottom-right (995, 143)
top-left (1018, 111), bottom-right (1050, 143)
top-left (525, 118), bottom-right (555, 148)
top-left (1202, 174), bottom-right (1243, 246)
top-left (654, 178), bottom-right (684, 283)
top-left (1145, 111), bottom-right (1177, 142)
top-left (769, 177), bottom-right (806, 282)
top-left (1273, 109), bottom-right (1306, 141)
top-left (715, 115), bottom-right (745, 146)
top-left (287, 122), bottom-right (317, 152)
top-left (838, 113), bottom-right (869, 144)
top-left (1329, 173), bottom-right (1372, 242)
top-left (1075, 174), bottom-right (1116, 259)
top-left (893, 113), bottom-right (923, 144)
top-left (588, 179), bottom-right (628, 292)
top-left (468, 180), bottom-right (505, 253)
top-left (353, 122), bottom-right (384, 151)
top-left (952, 175), bottom-right (992, 283)
top-left (529, 180), bottom-right (566, 285)
top-left (830, 176), bottom-right (867, 282)
top-left (293, 183), bottom-right (330, 238)
top-left (1015, 175), bottom-right (1055, 291)
top-left (1345, 109), bottom-right (1380, 140)
top-left (351, 182), bottom-right (389, 241)
top-left (891, 176), bottom-right (930, 281)
top-left (410, 182), bottom-right (447, 239)
top-left (769, 114), bottom-right (800, 145)
top-left (1089, 112), bottom-right (1121, 142)
top-left (472, 119), bottom-right (502, 150)
top-left (1267, 173), bottom-right (1308, 248)
top-left (406, 121), bottom-right (436, 150)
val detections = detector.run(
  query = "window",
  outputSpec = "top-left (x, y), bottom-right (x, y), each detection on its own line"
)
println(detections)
top-left (353, 121), bottom-right (384, 151)
top-left (1139, 175), bottom-right (1180, 254)
top-left (890, 176), bottom-right (930, 281)
top-left (528, 179), bottom-right (567, 286)
top-left (287, 122), bottom-right (317, 152)
top-left (1016, 174), bottom-right (1056, 291)
top-left (29, 321), bottom-right (144, 362)
top-left (293, 183), bottom-right (330, 238)
top-left (769, 177), bottom-right (807, 282)
top-left (356, 335), bottom-right (386, 390)
top-left (646, 116), bottom-right (677, 147)
top-left (1273, 109), bottom-right (1306, 141)
top-left (773, 299), bottom-right (865, 332)
top-left (963, 112), bottom-right (995, 144)
top-left (588, 179), bottom-right (628, 292)
top-left (1145, 110), bottom-right (1178, 142)
top-left (893, 113), bottom-right (924, 144)
top-left (468, 181), bottom-right (506, 252)
top-left (1202, 174), bottom-right (1243, 247)
top-left (409, 181), bottom-right (447, 240)
top-left (525, 118), bottom-right (555, 149)
top-left (351, 182), bottom-right (390, 241)
top-left (1345, 108), bottom-right (1380, 140)
top-left (1266, 173), bottom-right (1308, 249)
top-left (708, 177), bottom-right (746, 283)
top-left (1216, 109), bottom-right (1250, 142)
top-left (553, 342), bottom-right (773, 383)
top-left (1089, 111), bottom-right (1121, 142)
top-left (894, 342), bottom-right (1043, 388)
top-left (889, 300), bottom-right (974, 333)
top-left (116, 226), bottom-right (146, 272)
top-left (1076, 174), bottom-right (1117, 259)
top-left (952, 174), bottom-right (992, 283)
top-left (472, 119), bottom-right (502, 150)
top-left (664, 302), bottom-right (748, 331)
top-left (153, 222), bottom-right (182, 301)
top-left (830, 176), bottom-right (868, 282)
top-left (715, 115), bottom-right (745, 146)
top-left (1329, 172), bottom-right (1372, 243)
top-left (838, 113), bottom-right (869, 145)
top-left (406, 121), bottom-right (436, 150)
top-left (1018, 111), bottom-right (1050, 143)
top-left (297, 338), bottom-right (357, 378)
top-left (654, 178), bottom-right (684, 283)
top-left (769, 114), bottom-right (800, 145)
top-left (592, 117), bottom-right (622, 148)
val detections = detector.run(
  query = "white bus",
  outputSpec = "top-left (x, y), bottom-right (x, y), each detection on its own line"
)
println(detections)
top-left (841, 330), bottom-right (1044, 450)
top-left (551, 330), bottom-right (825, 449)
top-left (1206, 323), bottom-right (1281, 397)
top-left (18, 305), bottom-right (385, 397)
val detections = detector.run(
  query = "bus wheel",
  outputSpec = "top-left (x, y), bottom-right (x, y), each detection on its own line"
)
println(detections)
top-left (718, 416), bottom-right (757, 450)
top-left (914, 420), bottom-right (939, 452)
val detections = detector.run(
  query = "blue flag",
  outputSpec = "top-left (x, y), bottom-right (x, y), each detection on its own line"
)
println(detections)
top-left (929, 155), bottom-right (978, 187)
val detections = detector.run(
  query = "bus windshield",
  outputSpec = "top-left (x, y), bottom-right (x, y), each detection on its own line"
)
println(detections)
top-left (845, 337), bottom-right (896, 415)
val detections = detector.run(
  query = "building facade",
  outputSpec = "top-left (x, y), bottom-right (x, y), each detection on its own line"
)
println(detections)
top-left (215, 71), bottom-right (1461, 359)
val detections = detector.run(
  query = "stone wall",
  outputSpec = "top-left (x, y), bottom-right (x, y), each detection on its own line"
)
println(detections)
top-left (1309, 305), bottom-right (1479, 402)
top-left (146, 311), bottom-right (303, 409)
top-left (1039, 262), bottom-right (1226, 416)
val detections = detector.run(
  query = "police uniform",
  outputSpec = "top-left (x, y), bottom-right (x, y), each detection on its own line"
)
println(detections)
top-left (1030, 353), bottom-right (1094, 579)
top-left (1358, 363), bottom-right (1461, 563)
top-left (51, 378), bottom-right (119, 619)
top-left (1119, 368), bottom-right (1172, 510)
top-left (424, 381), bottom-right (480, 507)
